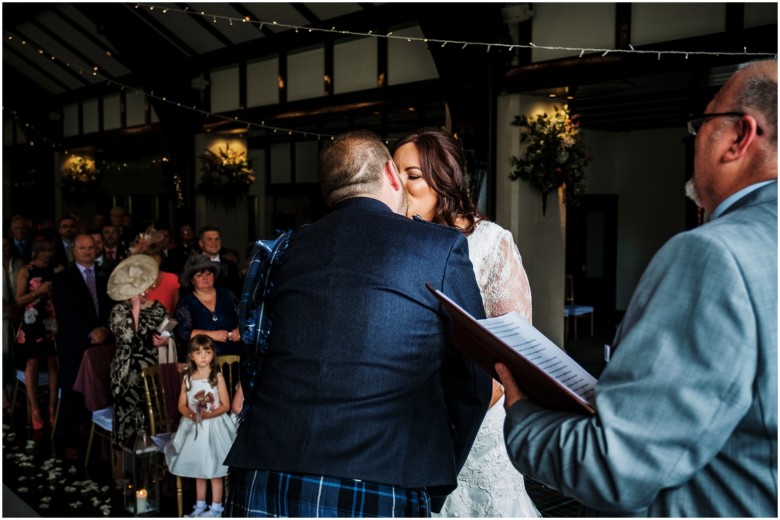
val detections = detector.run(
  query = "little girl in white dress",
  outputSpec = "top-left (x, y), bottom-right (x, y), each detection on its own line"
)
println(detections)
top-left (165, 335), bottom-right (237, 518)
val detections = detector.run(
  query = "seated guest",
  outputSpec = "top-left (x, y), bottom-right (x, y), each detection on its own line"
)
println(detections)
top-left (174, 255), bottom-right (241, 358)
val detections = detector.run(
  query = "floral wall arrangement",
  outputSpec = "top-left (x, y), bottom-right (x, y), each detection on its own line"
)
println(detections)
top-left (60, 154), bottom-right (101, 205)
top-left (509, 105), bottom-right (593, 215)
top-left (197, 142), bottom-right (256, 208)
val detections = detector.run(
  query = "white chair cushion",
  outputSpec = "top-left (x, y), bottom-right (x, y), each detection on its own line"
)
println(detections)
top-left (92, 406), bottom-right (113, 431)
top-left (16, 369), bottom-right (49, 385)
top-left (564, 304), bottom-right (594, 317)
top-left (151, 432), bottom-right (172, 453)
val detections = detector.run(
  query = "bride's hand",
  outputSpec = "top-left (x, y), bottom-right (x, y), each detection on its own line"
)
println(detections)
top-left (488, 379), bottom-right (505, 409)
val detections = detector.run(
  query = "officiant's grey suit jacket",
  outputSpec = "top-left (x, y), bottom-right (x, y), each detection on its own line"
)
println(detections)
top-left (503, 181), bottom-right (777, 517)
top-left (225, 197), bottom-right (492, 509)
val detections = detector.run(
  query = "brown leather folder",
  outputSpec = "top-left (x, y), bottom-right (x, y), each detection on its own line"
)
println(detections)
top-left (428, 283), bottom-right (596, 415)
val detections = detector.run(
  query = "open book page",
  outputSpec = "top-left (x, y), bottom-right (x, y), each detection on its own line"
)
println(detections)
top-left (428, 284), bottom-right (596, 414)
top-left (480, 312), bottom-right (596, 408)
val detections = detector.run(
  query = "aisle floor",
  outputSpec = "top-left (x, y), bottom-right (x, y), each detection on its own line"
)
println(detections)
top-left (2, 334), bottom-right (607, 518)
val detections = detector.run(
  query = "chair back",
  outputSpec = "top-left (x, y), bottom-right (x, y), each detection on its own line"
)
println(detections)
top-left (141, 365), bottom-right (177, 436)
top-left (217, 355), bottom-right (241, 402)
top-left (565, 274), bottom-right (574, 304)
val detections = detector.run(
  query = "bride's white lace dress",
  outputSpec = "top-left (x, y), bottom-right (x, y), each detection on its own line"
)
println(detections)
top-left (436, 220), bottom-right (539, 518)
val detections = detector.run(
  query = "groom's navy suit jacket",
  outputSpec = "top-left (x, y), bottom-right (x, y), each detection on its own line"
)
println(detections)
top-left (226, 197), bottom-right (492, 509)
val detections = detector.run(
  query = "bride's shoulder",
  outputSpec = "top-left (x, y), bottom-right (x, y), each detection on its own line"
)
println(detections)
top-left (470, 220), bottom-right (506, 242)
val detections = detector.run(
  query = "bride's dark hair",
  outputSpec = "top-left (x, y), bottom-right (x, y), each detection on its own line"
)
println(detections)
top-left (391, 127), bottom-right (481, 235)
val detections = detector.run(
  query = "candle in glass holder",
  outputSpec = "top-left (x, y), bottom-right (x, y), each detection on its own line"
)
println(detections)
top-left (136, 489), bottom-right (148, 514)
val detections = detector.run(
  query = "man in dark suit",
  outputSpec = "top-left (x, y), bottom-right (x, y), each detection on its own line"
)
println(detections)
top-left (196, 224), bottom-right (243, 297)
top-left (167, 224), bottom-right (196, 274)
top-left (225, 131), bottom-right (491, 518)
top-left (8, 214), bottom-right (32, 263)
top-left (109, 206), bottom-right (134, 257)
top-left (53, 215), bottom-right (78, 268)
top-left (52, 233), bottom-right (112, 459)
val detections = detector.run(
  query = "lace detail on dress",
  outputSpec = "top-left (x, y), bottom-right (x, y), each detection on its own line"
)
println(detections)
top-left (436, 221), bottom-right (538, 518)
top-left (466, 221), bottom-right (532, 323)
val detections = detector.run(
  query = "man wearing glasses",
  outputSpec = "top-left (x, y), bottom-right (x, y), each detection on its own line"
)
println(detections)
top-left (497, 59), bottom-right (777, 516)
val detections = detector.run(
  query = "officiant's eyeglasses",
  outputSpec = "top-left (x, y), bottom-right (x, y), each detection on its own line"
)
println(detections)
top-left (686, 112), bottom-right (745, 135)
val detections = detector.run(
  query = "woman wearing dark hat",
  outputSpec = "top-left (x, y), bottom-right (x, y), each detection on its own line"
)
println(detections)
top-left (174, 255), bottom-right (241, 358)
top-left (107, 254), bottom-right (168, 453)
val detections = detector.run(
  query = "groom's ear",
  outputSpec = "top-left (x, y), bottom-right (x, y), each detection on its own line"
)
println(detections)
top-left (384, 160), bottom-right (402, 191)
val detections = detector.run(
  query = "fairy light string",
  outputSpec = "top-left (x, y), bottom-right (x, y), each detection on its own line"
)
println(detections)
top-left (137, 2), bottom-right (776, 58)
top-left (4, 4), bottom-right (777, 145)
top-left (3, 32), bottom-right (335, 140)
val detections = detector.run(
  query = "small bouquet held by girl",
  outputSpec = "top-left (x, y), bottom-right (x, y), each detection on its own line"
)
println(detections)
top-left (164, 335), bottom-right (237, 518)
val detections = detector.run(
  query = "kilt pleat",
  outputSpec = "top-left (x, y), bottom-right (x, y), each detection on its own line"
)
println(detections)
top-left (226, 469), bottom-right (431, 517)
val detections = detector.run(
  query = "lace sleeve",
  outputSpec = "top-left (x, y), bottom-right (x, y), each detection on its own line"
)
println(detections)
top-left (481, 228), bottom-right (533, 322)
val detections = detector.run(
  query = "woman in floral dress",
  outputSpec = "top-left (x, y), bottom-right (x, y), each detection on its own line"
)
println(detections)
top-left (14, 239), bottom-right (62, 430)
top-left (107, 254), bottom-right (168, 449)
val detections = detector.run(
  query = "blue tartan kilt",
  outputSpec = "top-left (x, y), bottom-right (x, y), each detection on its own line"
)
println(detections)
top-left (225, 469), bottom-right (431, 517)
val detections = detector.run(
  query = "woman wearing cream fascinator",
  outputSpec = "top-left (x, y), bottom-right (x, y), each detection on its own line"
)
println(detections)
top-left (107, 253), bottom-right (169, 476)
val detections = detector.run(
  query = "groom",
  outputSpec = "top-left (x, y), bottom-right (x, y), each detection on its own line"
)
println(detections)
top-left (225, 130), bottom-right (491, 517)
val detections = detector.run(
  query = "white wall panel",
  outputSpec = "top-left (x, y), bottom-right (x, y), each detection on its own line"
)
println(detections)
top-left (103, 93), bottom-right (121, 131)
top-left (211, 65), bottom-right (240, 113)
top-left (247, 57), bottom-right (280, 107)
top-left (531, 4), bottom-right (615, 62)
top-left (632, 4), bottom-right (724, 45)
top-left (388, 25), bottom-right (438, 85)
top-left (82, 98), bottom-right (99, 134)
top-left (287, 47), bottom-right (325, 102)
top-left (126, 91), bottom-right (146, 127)
top-left (334, 37), bottom-right (377, 94)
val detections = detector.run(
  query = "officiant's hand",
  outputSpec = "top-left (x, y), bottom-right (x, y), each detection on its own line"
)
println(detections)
top-left (495, 363), bottom-right (527, 410)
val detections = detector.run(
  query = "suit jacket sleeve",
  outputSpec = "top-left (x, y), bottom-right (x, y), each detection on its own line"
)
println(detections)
top-left (437, 233), bottom-right (492, 498)
top-left (503, 231), bottom-right (763, 514)
top-left (53, 270), bottom-right (96, 342)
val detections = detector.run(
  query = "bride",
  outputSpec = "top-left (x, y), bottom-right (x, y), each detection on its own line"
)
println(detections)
top-left (392, 128), bottom-right (539, 518)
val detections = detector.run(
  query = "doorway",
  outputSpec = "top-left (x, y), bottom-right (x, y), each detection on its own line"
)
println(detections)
top-left (565, 194), bottom-right (618, 335)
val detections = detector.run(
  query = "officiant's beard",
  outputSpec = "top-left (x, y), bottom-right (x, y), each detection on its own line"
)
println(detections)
top-left (685, 178), bottom-right (702, 208)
